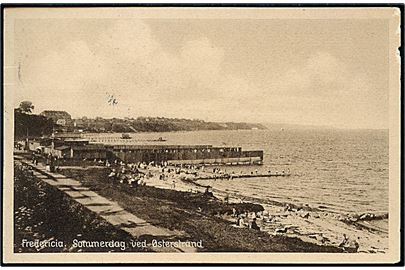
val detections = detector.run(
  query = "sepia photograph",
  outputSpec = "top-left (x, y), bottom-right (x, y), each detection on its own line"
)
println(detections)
top-left (2, 5), bottom-right (402, 265)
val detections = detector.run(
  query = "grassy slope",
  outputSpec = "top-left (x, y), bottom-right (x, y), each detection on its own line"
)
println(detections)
top-left (14, 164), bottom-right (150, 253)
top-left (61, 167), bottom-right (342, 253)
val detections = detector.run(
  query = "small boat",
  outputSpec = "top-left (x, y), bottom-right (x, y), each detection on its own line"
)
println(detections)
top-left (147, 137), bottom-right (167, 142)
top-left (121, 133), bottom-right (131, 139)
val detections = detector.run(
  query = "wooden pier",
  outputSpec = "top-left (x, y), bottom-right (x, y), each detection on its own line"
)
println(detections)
top-left (192, 172), bottom-right (291, 181)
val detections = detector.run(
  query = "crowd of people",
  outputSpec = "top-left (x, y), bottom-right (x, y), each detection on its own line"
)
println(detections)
top-left (235, 211), bottom-right (263, 230)
top-left (104, 160), bottom-right (208, 189)
top-left (106, 160), bottom-right (149, 188)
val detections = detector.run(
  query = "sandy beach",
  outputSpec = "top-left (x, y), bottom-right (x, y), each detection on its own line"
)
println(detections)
top-left (143, 165), bottom-right (388, 253)
top-left (62, 161), bottom-right (387, 253)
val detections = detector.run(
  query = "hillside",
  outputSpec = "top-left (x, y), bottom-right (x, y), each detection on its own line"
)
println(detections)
top-left (74, 116), bottom-right (267, 133)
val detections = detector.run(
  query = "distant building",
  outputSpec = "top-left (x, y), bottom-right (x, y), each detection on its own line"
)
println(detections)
top-left (40, 110), bottom-right (72, 127)
top-left (56, 119), bottom-right (67, 126)
top-left (73, 119), bottom-right (85, 128)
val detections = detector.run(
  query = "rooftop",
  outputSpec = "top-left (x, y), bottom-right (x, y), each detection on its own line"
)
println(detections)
top-left (110, 144), bottom-right (214, 150)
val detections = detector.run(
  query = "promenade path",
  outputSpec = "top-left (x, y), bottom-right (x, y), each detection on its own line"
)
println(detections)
top-left (15, 156), bottom-right (196, 253)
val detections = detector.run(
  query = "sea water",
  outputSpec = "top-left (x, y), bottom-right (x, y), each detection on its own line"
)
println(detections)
top-left (86, 129), bottom-right (389, 216)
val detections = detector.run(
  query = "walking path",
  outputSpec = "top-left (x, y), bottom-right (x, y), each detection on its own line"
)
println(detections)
top-left (16, 157), bottom-right (195, 253)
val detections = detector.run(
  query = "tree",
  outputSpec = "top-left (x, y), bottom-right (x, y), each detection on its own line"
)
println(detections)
top-left (18, 101), bottom-right (34, 114)
top-left (14, 110), bottom-right (54, 139)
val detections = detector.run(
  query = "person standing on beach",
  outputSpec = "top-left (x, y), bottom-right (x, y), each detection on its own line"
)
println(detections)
top-left (237, 215), bottom-right (245, 227)
top-left (251, 218), bottom-right (260, 231)
top-left (339, 234), bottom-right (349, 249)
top-left (224, 194), bottom-right (230, 204)
top-left (348, 237), bottom-right (360, 252)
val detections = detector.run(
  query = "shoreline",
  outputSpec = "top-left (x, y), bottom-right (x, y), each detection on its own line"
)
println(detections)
top-left (59, 167), bottom-right (342, 252)
top-left (15, 154), bottom-right (387, 253)
top-left (106, 163), bottom-right (389, 253)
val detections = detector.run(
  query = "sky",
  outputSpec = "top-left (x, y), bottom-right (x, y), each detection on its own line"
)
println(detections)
top-left (10, 10), bottom-right (391, 129)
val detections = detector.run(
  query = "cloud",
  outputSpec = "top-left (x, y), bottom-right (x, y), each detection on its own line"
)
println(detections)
top-left (24, 40), bottom-right (102, 89)
top-left (180, 37), bottom-right (225, 89)
top-left (265, 52), bottom-right (350, 98)
top-left (16, 20), bottom-right (230, 118)
top-left (14, 19), bottom-right (387, 128)
top-left (212, 51), bottom-right (386, 128)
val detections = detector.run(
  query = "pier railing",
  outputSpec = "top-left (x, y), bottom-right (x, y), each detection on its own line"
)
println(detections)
top-left (108, 147), bottom-right (263, 165)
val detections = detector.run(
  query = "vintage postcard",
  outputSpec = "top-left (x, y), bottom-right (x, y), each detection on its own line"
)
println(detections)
top-left (2, 5), bottom-right (402, 265)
